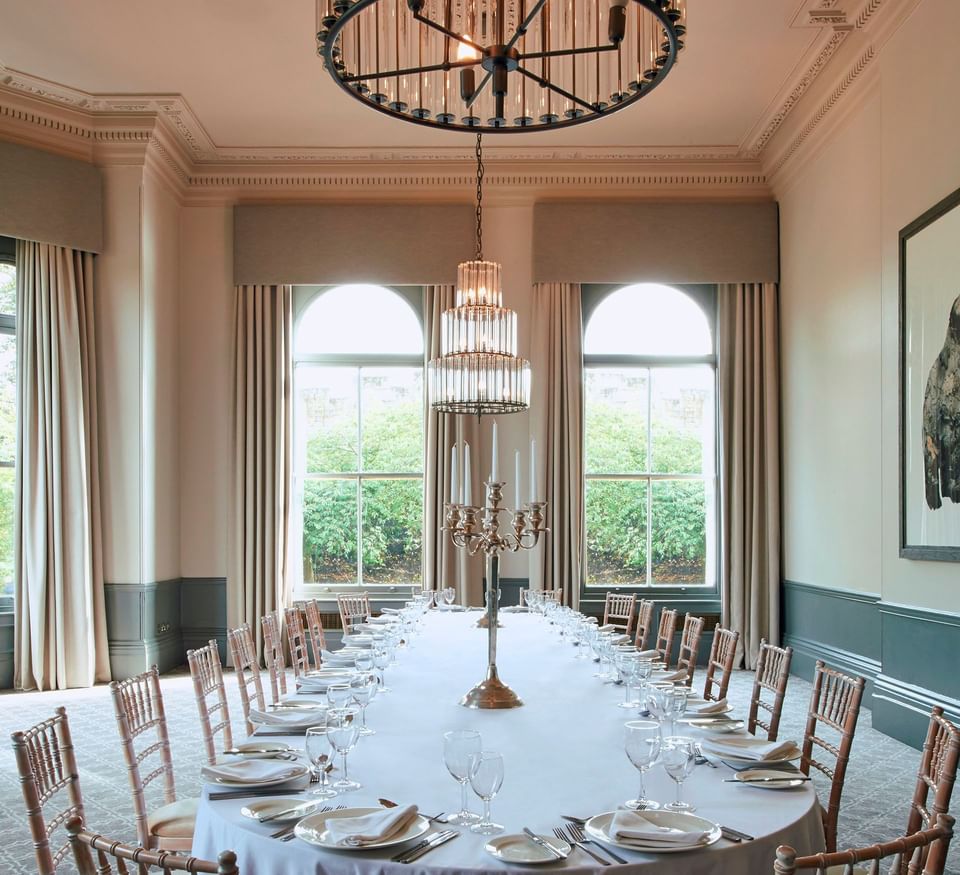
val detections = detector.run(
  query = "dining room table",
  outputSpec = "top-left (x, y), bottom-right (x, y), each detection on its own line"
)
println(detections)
top-left (192, 608), bottom-right (825, 873)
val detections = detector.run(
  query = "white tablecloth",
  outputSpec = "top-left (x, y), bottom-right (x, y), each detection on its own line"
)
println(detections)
top-left (193, 612), bottom-right (824, 873)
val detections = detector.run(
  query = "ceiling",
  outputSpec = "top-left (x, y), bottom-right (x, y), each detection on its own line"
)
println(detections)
top-left (0, 0), bottom-right (825, 152)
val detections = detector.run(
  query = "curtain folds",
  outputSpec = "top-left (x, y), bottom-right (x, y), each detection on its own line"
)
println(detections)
top-left (14, 239), bottom-right (109, 690)
top-left (230, 284), bottom-right (293, 656)
top-left (528, 282), bottom-right (584, 609)
top-left (423, 284), bottom-right (483, 606)
top-left (718, 282), bottom-right (781, 670)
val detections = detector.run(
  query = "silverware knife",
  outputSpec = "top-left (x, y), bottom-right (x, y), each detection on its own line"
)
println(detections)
top-left (522, 827), bottom-right (566, 860)
top-left (222, 747), bottom-right (290, 755)
top-left (402, 831), bottom-right (459, 863)
top-left (721, 825), bottom-right (755, 841)
top-left (392, 830), bottom-right (456, 863)
top-left (724, 775), bottom-right (811, 783)
top-left (209, 788), bottom-right (301, 801)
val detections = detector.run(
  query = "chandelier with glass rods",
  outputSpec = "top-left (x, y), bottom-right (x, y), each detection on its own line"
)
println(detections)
top-left (318, 0), bottom-right (687, 133)
top-left (428, 135), bottom-right (531, 415)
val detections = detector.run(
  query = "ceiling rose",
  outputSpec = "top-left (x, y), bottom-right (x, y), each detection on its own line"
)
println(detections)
top-left (318, 0), bottom-right (687, 133)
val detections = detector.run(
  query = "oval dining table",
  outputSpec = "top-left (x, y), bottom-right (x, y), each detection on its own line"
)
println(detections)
top-left (192, 610), bottom-right (824, 873)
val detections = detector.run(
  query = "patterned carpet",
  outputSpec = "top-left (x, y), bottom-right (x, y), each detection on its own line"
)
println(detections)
top-left (1, 666), bottom-right (957, 874)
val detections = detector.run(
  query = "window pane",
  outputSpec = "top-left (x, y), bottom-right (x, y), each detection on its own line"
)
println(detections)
top-left (585, 479), bottom-right (647, 585)
top-left (584, 368), bottom-right (648, 474)
top-left (361, 368), bottom-right (423, 473)
top-left (0, 263), bottom-right (14, 316)
top-left (361, 479), bottom-right (423, 584)
top-left (0, 467), bottom-right (12, 597)
top-left (650, 480), bottom-right (706, 584)
top-left (300, 367), bottom-right (358, 474)
top-left (650, 367), bottom-right (715, 475)
top-left (302, 479), bottom-right (357, 583)
top-left (0, 334), bottom-right (15, 462)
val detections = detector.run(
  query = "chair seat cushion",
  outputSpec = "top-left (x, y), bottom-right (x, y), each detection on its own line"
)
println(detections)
top-left (148, 797), bottom-right (198, 838)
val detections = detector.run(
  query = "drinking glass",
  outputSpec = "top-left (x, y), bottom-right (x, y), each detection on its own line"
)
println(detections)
top-left (443, 587), bottom-right (456, 606)
top-left (468, 750), bottom-right (505, 835)
top-left (645, 683), bottom-right (672, 725)
top-left (326, 706), bottom-right (362, 792)
top-left (305, 726), bottom-right (337, 799)
top-left (373, 647), bottom-right (391, 693)
top-left (351, 674), bottom-right (377, 736)
top-left (354, 651), bottom-right (374, 674)
top-left (624, 720), bottom-right (662, 810)
top-left (443, 729), bottom-right (482, 824)
top-left (617, 653), bottom-right (642, 708)
top-left (668, 686), bottom-right (690, 736)
top-left (661, 736), bottom-right (697, 812)
top-left (327, 682), bottom-right (353, 710)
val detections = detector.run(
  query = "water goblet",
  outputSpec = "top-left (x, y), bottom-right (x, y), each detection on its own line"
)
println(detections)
top-left (617, 653), bottom-right (642, 708)
top-left (624, 720), bottom-right (662, 810)
top-left (668, 685), bottom-right (690, 736)
top-left (326, 682), bottom-right (353, 710)
top-left (468, 750), bottom-right (505, 835)
top-left (645, 683), bottom-right (672, 725)
top-left (305, 726), bottom-right (337, 799)
top-left (373, 647), bottom-right (391, 693)
top-left (443, 729), bottom-right (482, 824)
top-left (351, 674), bottom-right (377, 736)
top-left (326, 706), bottom-right (362, 792)
top-left (354, 651), bottom-right (374, 674)
top-left (443, 586), bottom-right (456, 606)
top-left (661, 736), bottom-right (697, 812)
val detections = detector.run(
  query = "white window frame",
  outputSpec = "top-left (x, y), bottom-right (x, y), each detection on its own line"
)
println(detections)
top-left (0, 246), bottom-right (15, 609)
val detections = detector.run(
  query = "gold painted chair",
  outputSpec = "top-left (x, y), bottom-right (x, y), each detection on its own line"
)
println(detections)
top-left (187, 639), bottom-right (234, 766)
top-left (227, 624), bottom-right (266, 736)
top-left (337, 592), bottom-right (371, 636)
top-left (261, 611), bottom-right (287, 705)
top-left (703, 625), bottom-right (740, 702)
top-left (110, 666), bottom-right (197, 851)
top-left (748, 639), bottom-right (794, 741)
top-left (602, 593), bottom-right (637, 635)
top-left (297, 598), bottom-right (328, 666)
top-left (284, 605), bottom-right (315, 678)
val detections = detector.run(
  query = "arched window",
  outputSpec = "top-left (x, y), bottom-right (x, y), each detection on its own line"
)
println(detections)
top-left (583, 283), bottom-right (717, 590)
top-left (293, 284), bottom-right (424, 589)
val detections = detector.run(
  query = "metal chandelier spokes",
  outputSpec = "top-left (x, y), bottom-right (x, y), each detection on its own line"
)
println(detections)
top-left (318, 0), bottom-right (687, 133)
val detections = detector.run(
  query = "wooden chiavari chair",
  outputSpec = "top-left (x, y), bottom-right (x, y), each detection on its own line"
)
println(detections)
top-left (906, 707), bottom-right (960, 844)
top-left (703, 625), bottom-right (740, 702)
top-left (675, 614), bottom-right (705, 687)
top-left (773, 813), bottom-right (954, 875)
top-left (603, 593), bottom-right (637, 635)
top-left (802, 659), bottom-right (867, 853)
top-left (284, 606), bottom-right (314, 678)
top-left (67, 816), bottom-right (239, 875)
top-left (634, 599), bottom-right (655, 650)
top-left (187, 639), bottom-right (234, 766)
top-left (654, 608), bottom-right (678, 668)
top-left (748, 639), bottom-right (794, 741)
top-left (337, 592), bottom-right (371, 636)
top-left (110, 666), bottom-right (196, 850)
top-left (11, 707), bottom-right (85, 875)
top-left (261, 610), bottom-right (287, 704)
top-left (297, 598), bottom-right (327, 665)
top-left (227, 625), bottom-right (266, 736)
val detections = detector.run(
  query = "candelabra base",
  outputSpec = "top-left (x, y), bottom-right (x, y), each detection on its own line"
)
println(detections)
top-left (460, 666), bottom-right (524, 710)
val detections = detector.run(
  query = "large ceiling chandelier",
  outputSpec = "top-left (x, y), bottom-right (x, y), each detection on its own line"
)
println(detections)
top-left (318, 0), bottom-right (687, 133)
top-left (428, 136), bottom-right (531, 414)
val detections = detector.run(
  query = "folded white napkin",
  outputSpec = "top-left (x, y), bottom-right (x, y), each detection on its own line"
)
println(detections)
top-left (249, 706), bottom-right (326, 727)
top-left (704, 736), bottom-right (799, 761)
top-left (365, 615), bottom-right (396, 625)
top-left (324, 805), bottom-right (420, 847)
top-left (598, 624), bottom-right (616, 633)
top-left (381, 607), bottom-right (403, 614)
top-left (653, 668), bottom-right (687, 683)
top-left (321, 650), bottom-right (356, 664)
top-left (202, 759), bottom-right (302, 785)
top-left (690, 698), bottom-right (728, 715)
top-left (609, 634), bottom-right (630, 644)
top-left (609, 811), bottom-right (710, 847)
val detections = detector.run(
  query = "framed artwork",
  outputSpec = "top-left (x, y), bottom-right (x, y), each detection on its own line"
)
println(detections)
top-left (899, 185), bottom-right (960, 560)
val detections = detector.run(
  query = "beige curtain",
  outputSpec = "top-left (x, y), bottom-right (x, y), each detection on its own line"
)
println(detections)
top-left (230, 284), bottom-right (293, 656)
top-left (423, 284), bottom-right (483, 606)
top-left (529, 282), bottom-right (584, 609)
top-left (14, 240), bottom-right (109, 690)
top-left (719, 282), bottom-right (781, 669)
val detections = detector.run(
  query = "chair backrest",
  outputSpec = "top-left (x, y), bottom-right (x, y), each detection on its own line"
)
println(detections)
top-left (541, 589), bottom-right (562, 605)
top-left (109, 667), bottom-right (177, 848)
top-left (655, 608), bottom-right (678, 668)
top-left (260, 611), bottom-right (287, 704)
top-left (284, 606), bottom-right (314, 678)
top-left (227, 625), bottom-right (266, 736)
top-left (187, 640), bottom-right (233, 766)
top-left (907, 707), bottom-right (960, 839)
top-left (748, 639), bottom-right (794, 741)
top-left (11, 707), bottom-right (85, 875)
top-left (67, 816), bottom-right (239, 875)
top-left (675, 614), bottom-right (705, 687)
top-left (634, 599), bottom-right (655, 650)
top-left (801, 659), bottom-right (866, 853)
top-left (337, 593), bottom-right (371, 635)
top-left (773, 813), bottom-right (954, 875)
top-left (703, 625), bottom-right (740, 702)
top-left (297, 598), bottom-right (327, 664)
top-left (603, 593), bottom-right (637, 635)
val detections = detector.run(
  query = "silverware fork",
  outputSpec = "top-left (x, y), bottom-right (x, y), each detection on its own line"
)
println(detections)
top-left (565, 823), bottom-right (629, 865)
top-left (553, 827), bottom-right (610, 866)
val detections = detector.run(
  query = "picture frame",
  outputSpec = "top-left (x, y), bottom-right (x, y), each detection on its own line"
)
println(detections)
top-left (899, 184), bottom-right (960, 561)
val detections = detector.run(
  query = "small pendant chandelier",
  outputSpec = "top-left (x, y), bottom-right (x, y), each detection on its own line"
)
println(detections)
top-left (429, 135), bottom-right (531, 415)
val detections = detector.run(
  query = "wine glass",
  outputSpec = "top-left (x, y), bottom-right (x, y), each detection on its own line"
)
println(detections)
top-left (468, 750), bottom-right (504, 835)
top-left (326, 706), bottom-right (362, 792)
top-left (305, 726), bottom-right (337, 799)
top-left (668, 686), bottom-right (690, 736)
top-left (373, 647), bottom-right (391, 693)
top-left (624, 720), bottom-right (662, 810)
top-left (617, 653), bottom-right (641, 708)
top-left (327, 682), bottom-right (353, 710)
top-left (661, 736), bottom-right (697, 812)
top-left (354, 651), bottom-right (374, 674)
top-left (443, 586), bottom-right (456, 606)
top-left (351, 674), bottom-right (377, 736)
top-left (443, 729), bottom-right (482, 824)
top-left (645, 683), bottom-right (672, 724)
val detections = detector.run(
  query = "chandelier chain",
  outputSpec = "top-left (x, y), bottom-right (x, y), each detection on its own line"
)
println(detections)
top-left (475, 132), bottom-right (484, 262)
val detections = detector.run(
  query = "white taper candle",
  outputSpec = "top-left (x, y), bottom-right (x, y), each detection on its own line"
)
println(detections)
top-left (464, 442), bottom-right (472, 506)
top-left (515, 450), bottom-right (521, 508)
top-left (491, 421), bottom-right (499, 482)
top-left (529, 438), bottom-right (537, 502)
top-left (450, 444), bottom-right (458, 504)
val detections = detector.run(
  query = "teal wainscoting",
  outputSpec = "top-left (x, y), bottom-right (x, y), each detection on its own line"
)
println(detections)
top-left (181, 578), bottom-right (228, 663)
top-left (104, 579), bottom-right (183, 680)
top-left (0, 608), bottom-right (12, 688)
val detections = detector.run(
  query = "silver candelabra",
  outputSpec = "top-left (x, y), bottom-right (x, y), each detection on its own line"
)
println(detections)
top-left (443, 480), bottom-right (547, 709)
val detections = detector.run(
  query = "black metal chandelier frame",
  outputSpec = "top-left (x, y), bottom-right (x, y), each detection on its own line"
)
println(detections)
top-left (318, 0), bottom-right (682, 134)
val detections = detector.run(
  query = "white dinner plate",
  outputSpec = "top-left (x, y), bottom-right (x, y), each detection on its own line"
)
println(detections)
top-left (734, 768), bottom-right (808, 790)
top-left (241, 797), bottom-right (323, 823)
top-left (485, 834), bottom-right (571, 864)
top-left (294, 807), bottom-right (431, 850)
top-left (684, 719), bottom-right (745, 733)
top-left (230, 741), bottom-right (293, 759)
top-left (701, 740), bottom-right (802, 766)
top-left (584, 811), bottom-right (722, 854)
top-left (208, 762), bottom-right (310, 789)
